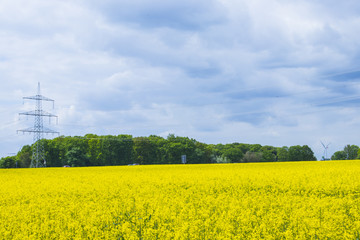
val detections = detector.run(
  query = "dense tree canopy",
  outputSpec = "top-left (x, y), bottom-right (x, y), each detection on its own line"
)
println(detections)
top-left (331, 145), bottom-right (360, 160)
top-left (1, 134), bottom-right (320, 168)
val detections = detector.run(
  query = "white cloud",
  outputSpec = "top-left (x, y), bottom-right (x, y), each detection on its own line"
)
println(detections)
top-left (1, 0), bottom-right (360, 160)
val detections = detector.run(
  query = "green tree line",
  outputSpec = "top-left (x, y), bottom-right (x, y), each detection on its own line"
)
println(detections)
top-left (331, 144), bottom-right (360, 160)
top-left (0, 134), bottom-right (317, 168)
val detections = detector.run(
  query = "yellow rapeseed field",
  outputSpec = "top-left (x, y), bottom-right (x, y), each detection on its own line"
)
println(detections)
top-left (1, 161), bottom-right (360, 239)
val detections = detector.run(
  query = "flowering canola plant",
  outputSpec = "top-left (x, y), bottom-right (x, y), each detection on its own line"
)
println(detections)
top-left (1, 161), bottom-right (360, 239)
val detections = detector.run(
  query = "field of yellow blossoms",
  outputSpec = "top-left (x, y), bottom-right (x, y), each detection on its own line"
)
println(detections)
top-left (1, 161), bottom-right (360, 239)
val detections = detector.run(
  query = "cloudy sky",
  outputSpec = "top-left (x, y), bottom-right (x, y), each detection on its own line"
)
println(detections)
top-left (1, 0), bottom-right (360, 159)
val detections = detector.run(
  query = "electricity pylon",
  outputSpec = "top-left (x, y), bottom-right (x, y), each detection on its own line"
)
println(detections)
top-left (18, 83), bottom-right (59, 167)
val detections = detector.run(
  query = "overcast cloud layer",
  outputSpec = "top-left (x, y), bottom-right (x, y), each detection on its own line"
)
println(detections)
top-left (1, 0), bottom-right (360, 159)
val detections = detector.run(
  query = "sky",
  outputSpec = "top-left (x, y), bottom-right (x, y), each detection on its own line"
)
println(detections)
top-left (1, 0), bottom-right (360, 160)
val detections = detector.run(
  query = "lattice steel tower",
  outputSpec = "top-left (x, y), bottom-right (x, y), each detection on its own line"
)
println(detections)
top-left (18, 83), bottom-right (59, 167)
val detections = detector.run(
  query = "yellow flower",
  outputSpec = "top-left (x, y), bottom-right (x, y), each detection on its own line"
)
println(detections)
top-left (0, 161), bottom-right (360, 238)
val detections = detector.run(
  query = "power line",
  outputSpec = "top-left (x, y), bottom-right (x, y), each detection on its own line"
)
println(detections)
top-left (0, 119), bottom-right (25, 131)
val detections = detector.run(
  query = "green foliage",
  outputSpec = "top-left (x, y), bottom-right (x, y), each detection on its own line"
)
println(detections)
top-left (100, 135), bottom-right (134, 165)
top-left (87, 138), bottom-right (102, 166)
top-left (331, 145), bottom-right (359, 160)
top-left (260, 146), bottom-right (277, 162)
top-left (194, 142), bottom-right (214, 164)
top-left (344, 145), bottom-right (359, 160)
top-left (133, 137), bottom-right (157, 165)
top-left (331, 151), bottom-right (347, 160)
top-left (4, 134), bottom-right (329, 168)
top-left (17, 145), bottom-right (32, 167)
top-left (165, 135), bottom-right (198, 164)
top-left (301, 145), bottom-right (317, 161)
top-left (276, 146), bottom-right (289, 162)
top-left (288, 145), bottom-right (316, 161)
top-left (250, 144), bottom-right (262, 152)
top-left (222, 148), bottom-right (243, 163)
top-left (66, 147), bottom-right (89, 167)
top-left (0, 156), bottom-right (17, 168)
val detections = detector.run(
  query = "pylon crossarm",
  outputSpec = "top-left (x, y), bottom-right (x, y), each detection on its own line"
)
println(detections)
top-left (18, 127), bottom-right (59, 134)
top-left (23, 95), bottom-right (54, 102)
top-left (19, 110), bottom-right (57, 117)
